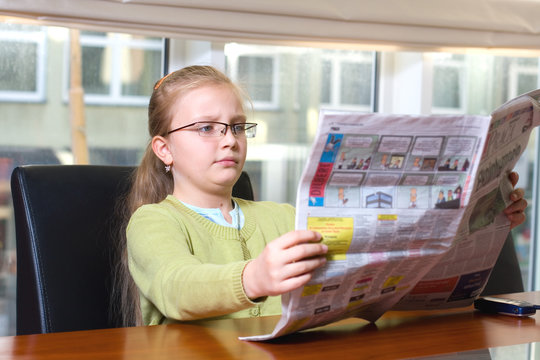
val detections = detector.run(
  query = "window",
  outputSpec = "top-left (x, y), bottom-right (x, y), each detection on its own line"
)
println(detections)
top-left (238, 56), bottom-right (275, 104)
top-left (75, 32), bottom-right (163, 105)
top-left (509, 58), bottom-right (539, 99)
top-left (0, 24), bottom-right (46, 102)
top-left (320, 52), bottom-right (374, 110)
top-left (226, 45), bottom-right (279, 110)
top-left (431, 54), bottom-right (466, 113)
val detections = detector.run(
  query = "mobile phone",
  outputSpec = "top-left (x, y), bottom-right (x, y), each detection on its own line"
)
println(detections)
top-left (474, 296), bottom-right (537, 317)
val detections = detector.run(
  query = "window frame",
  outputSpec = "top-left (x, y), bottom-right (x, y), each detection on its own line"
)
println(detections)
top-left (0, 26), bottom-right (47, 103)
top-left (64, 32), bottom-right (163, 106)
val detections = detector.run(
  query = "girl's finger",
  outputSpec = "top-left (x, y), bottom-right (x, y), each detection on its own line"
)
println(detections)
top-left (504, 198), bottom-right (528, 214)
top-left (508, 172), bottom-right (519, 187)
top-left (509, 212), bottom-right (526, 229)
top-left (281, 256), bottom-right (327, 279)
top-left (510, 188), bottom-right (524, 202)
top-left (274, 230), bottom-right (322, 250)
top-left (286, 242), bottom-right (328, 261)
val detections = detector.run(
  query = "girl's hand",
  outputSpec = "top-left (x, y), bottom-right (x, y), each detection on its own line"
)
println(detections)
top-left (504, 171), bottom-right (527, 229)
top-left (242, 230), bottom-right (328, 299)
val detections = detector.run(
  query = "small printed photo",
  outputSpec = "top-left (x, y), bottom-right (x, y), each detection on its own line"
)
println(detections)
top-left (433, 184), bottom-right (463, 209)
top-left (461, 158), bottom-right (471, 171)
top-left (364, 189), bottom-right (394, 208)
top-left (321, 134), bottom-right (343, 162)
top-left (388, 155), bottom-right (405, 170)
top-left (397, 186), bottom-right (430, 209)
top-left (468, 187), bottom-right (505, 232)
top-left (335, 151), bottom-right (372, 171)
top-left (438, 158), bottom-right (452, 171)
top-left (420, 158), bottom-right (437, 171)
top-left (437, 157), bottom-right (471, 172)
top-left (345, 156), bottom-right (363, 170)
top-left (409, 156), bottom-right (423, 171)
top-left (372, 153), bottom-right (391, 170)
top-left (325, 186), bottom-right (360, 207)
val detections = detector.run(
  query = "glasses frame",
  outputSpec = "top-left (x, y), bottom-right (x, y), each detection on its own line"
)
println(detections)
top-left (167, 121), bottom-right (258, 138)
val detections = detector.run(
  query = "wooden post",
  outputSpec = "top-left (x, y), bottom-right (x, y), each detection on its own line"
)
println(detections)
top-left (69, 29), bottom-right (89, 164)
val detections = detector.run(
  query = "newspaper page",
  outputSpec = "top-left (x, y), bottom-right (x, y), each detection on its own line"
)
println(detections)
top-left (395, 89), bottom-right (540, 310)
top-left (240, 89), bottom-right (540, 341)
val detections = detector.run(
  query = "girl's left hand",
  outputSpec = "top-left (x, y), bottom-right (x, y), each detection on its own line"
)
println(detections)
top-left (503, 171), bottom-right (527, 229)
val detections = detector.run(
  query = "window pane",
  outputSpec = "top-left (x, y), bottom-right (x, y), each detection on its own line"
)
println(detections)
top-left (82, 46), bottom-right (109, 95)
top-left (0, 23), bottom-right (44, 101)
top-left (238, 56), bottom-right (273, 102)
top-left (121, 48), bottom-right (162, 97)
top-left (320, 60), bottom-right (332, 103)
top-left (0, 42), bottom-right (37, 92)
top-left (432, 66), bottom-right (461, 108)
top-left (340, 61), bottom-right (371, 106)
top-left (517, 73), bottom-right (538, 95)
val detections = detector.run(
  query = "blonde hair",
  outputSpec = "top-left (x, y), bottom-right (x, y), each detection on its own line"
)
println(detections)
top-left (113, 65), bottom-right (248, 326)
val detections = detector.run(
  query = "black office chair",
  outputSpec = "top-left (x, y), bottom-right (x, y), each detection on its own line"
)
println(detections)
top-left (11, 165), bottom-right (254, 335)
top-left (481, 233), bottom-right (524, 296)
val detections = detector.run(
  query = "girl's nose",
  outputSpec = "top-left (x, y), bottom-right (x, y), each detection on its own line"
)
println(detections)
top-left (221, 125), bottom-right (238, 145)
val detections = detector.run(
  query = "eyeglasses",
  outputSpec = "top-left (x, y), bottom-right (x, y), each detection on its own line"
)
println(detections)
top-left (167, 121), bottom-right (258, 138)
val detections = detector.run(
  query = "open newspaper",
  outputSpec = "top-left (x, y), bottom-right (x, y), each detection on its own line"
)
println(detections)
top-left (241, 89), bottom-right (540, 341)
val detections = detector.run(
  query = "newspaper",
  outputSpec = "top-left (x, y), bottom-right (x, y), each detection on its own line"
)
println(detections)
top-left (241, 89), bottom-right (540, 341)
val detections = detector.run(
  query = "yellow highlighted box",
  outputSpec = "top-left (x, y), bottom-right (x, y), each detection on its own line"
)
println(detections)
top-left (307, 217), bottom-right (353, 261)
top-left (383, 275), bottom-right (404, 288)
top-left (378, 214), bottom-right (397, 221)
top-left (302, 284), bottom-right (322, 297)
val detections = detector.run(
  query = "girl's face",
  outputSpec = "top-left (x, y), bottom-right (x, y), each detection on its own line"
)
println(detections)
top-left (163, 84), bottom-right (247, 199)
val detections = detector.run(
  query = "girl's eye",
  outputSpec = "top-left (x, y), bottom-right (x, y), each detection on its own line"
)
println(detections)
top-left (232, 124), bottom-right (246, 132)
top-left (199, 124), bottom-right (215, 133)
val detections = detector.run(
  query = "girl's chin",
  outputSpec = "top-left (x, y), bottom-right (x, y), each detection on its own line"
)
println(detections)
top-left (214, 170), bottom-right (242, 185)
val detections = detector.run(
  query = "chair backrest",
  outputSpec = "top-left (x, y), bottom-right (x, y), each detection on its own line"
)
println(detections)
top-left (481, 232), bottom-right (524, 296)
top-left (11, 165), bottom-right (254, 335)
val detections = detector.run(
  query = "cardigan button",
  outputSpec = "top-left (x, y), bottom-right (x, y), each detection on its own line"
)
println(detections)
top-left (250, 307), bottom-right (260, 317)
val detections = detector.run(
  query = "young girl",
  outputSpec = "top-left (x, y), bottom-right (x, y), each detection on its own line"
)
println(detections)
top-left (119, 65), bottom-right (527, 327)
top-left (120, 65), bottom-right (328, 326)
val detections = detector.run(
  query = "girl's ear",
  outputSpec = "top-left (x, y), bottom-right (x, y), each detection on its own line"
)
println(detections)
top-left (151, 135), bottom-right (173, 166)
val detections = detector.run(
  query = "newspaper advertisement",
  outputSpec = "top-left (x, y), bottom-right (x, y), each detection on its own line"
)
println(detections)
top-left (241, 89), bottom-right (540, 341)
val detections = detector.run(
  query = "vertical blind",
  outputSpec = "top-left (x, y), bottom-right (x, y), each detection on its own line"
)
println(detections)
top-left (1, 0), bottom-right (540, 51)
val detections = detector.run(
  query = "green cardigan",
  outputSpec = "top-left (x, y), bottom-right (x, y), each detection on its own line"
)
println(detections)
top-left (127, 195), bottom-right (295, 325)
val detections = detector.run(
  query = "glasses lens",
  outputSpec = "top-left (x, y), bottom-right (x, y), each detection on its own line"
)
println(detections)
top-left (244, 123), bottom-right (257, 138)
top-left (197, 122), bottom-right (221, 137)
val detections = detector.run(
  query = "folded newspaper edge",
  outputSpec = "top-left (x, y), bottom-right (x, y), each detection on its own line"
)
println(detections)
top-left (240, 88), bottom-right (540, 341)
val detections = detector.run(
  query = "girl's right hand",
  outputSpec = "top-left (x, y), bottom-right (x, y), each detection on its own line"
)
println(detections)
top-left (242, 230), bottom-right (328, 299)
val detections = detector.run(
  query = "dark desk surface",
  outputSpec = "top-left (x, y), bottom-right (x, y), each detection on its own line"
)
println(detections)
top-left (3, 292), bottom-right (539, 359)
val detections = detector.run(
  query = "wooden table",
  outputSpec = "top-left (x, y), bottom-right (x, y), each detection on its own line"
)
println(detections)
top-left (3, 292), bottom-right (539, 359)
